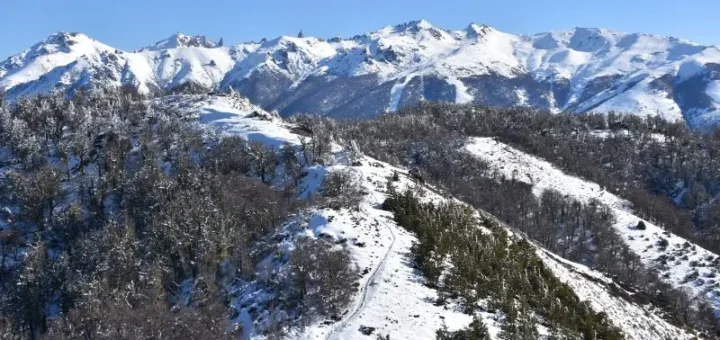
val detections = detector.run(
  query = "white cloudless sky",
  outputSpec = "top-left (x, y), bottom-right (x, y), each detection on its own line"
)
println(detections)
top-left (1, 0), bottom-right (718, 58)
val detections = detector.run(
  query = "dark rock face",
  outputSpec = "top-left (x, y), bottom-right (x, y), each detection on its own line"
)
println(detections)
top-left (226, 73), bottom-right (459, 119)
top-left (551, 78), bottom-right (573, 108)
top-left (674, 63), bottom-right (720, 129)
top-left (648, 74), bottom-right (675, 98)
top-left (397, 76), bottom-right (424, 109)
top-left (461, 73), bottom-right (568, 110)
top-left (395, 75), bottom-right (457, 109)
top-left (274, 74), bottom-right (383, 117)
top-left (462, 74), bottom-right (523, 107)
top-left (573, 75), bottom-right (624, 108)
top-left (422, 75), bottom-right (457, 103)
top-left (229, 71), bottom-right (531, 118)
top-left (327, 80), bottom-right (395, 119)
top-left (216, 69), bottom-right (658, 121)
top-left (224, 67), bottom-right (293, 108)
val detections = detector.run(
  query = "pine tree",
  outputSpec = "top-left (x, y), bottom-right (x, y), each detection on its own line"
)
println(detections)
top-left (218, 37), bottom-right (224, 47)
top-left (297, 30), bottom-right (305, 38)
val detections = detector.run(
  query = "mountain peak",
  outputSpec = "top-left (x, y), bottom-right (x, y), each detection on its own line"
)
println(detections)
top-left (393, 19), bottom-right (436, 33)
top-left (145, 33), bottom-right (217, 51)
top-left (466, 23), bottom-right (495, 37)
top-left (16, 31), bottom-right (102, 58)
top-left (410, 19), bottom-right (433, 29)
top-left (41, 32), bottom-right (91, 48)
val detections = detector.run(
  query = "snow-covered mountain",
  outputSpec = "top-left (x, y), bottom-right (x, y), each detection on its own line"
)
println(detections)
top-left (0, 32), bottom-right (239, 97)
top-left (4, 21), bottom-right (720, 128)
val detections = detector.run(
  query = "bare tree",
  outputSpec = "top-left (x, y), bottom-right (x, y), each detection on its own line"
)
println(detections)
top-left (289, 238), bottom-right (357, 318)
top-left (322, 169), bottom-right (363, 209)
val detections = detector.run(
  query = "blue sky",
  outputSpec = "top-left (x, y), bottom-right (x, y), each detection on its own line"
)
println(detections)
top-left (1, 0), bottom-right (719, 58)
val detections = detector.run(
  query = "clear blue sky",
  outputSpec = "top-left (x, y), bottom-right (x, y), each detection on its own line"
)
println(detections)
top-left (1, 0), bottom-right (719, 59)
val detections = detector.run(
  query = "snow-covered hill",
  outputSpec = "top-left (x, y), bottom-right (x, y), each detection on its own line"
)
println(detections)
top-left (466, 137), bottom-right (720, 320)
top-left (166, 94), bottom-right (703, 339)
top-left (3, 21), bottom-right (720, 128)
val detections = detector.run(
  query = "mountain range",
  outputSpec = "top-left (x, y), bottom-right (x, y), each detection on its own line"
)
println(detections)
top-left (3, 20), bottom-right (720, 129)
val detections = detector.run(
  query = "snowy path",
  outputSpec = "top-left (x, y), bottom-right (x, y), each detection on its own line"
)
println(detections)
top-left (325, 214), bottom-right (397, 340)
top-left (298, 160), bottom-right (474, 339)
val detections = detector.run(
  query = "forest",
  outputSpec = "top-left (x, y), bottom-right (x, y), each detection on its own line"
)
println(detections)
top-left (0, 89), bottom-right (357, 339)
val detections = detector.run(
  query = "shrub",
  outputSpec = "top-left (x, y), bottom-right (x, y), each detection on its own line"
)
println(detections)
top-left (636, 220), bottom-right (647, 230)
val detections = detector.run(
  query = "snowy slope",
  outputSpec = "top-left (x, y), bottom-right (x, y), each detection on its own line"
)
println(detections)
top-left (169, 94), bottom-right (700, 339)
top-left (152, 93), bottom-right (299, 148)
top-left (466, 137), bottom-right (720, 317)
top-left (291, 163), bottom-right (483, 340)
top-left (536, 249), bottom-right (698, 340)
top-left (162, 94), bottom-right (483, 339)
top-left (4, 22), bottom-right (720, 128)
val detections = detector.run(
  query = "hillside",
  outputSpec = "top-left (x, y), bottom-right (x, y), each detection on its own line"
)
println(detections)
top-left (1, 92), bottom-right (716, 339)
top-left (466, 136), bottom-right (720, 318)
top-left (154, 95), bottom-right (709, 339)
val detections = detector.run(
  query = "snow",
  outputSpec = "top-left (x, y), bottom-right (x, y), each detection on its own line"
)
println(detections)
top-left (4, 22), bottom-right (720, 127)
top-left (291, 160), bottom-right (480, 340)
top-left (465, 137), bottom-right (720, 317)
top-left (446, 76), bottom-right (474, 104)
top-left (144, 33), bottom-right (217, 51)
top-left (191, 104), bottom-right (696, 338)
top-left (706, 80), bottom-right (720, 102)
top-left (155, 98), bottom-right (484, 337)
top-left (172, 99), bottom-right (503, 338)
top-left (537, 249), bottom-right (697, 340)
top-left (676, 47), bottom-right (720, 81)
top-left (0, 32), bottom-right (117, 90)
top-left (515, 88), bottom-right (529, 106)
top-left (388, 76), bottom-right (411, 112)
top-left (0, 32), bottom-right (242, 97)
top-left (296, 137), bottom-right (699, 339)
top-left (136, 45), bottom-right (237, 90)
top-left (584, 78), bottom-right (684, 122)
top-left (155, 94), bottom-right (300, 148)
